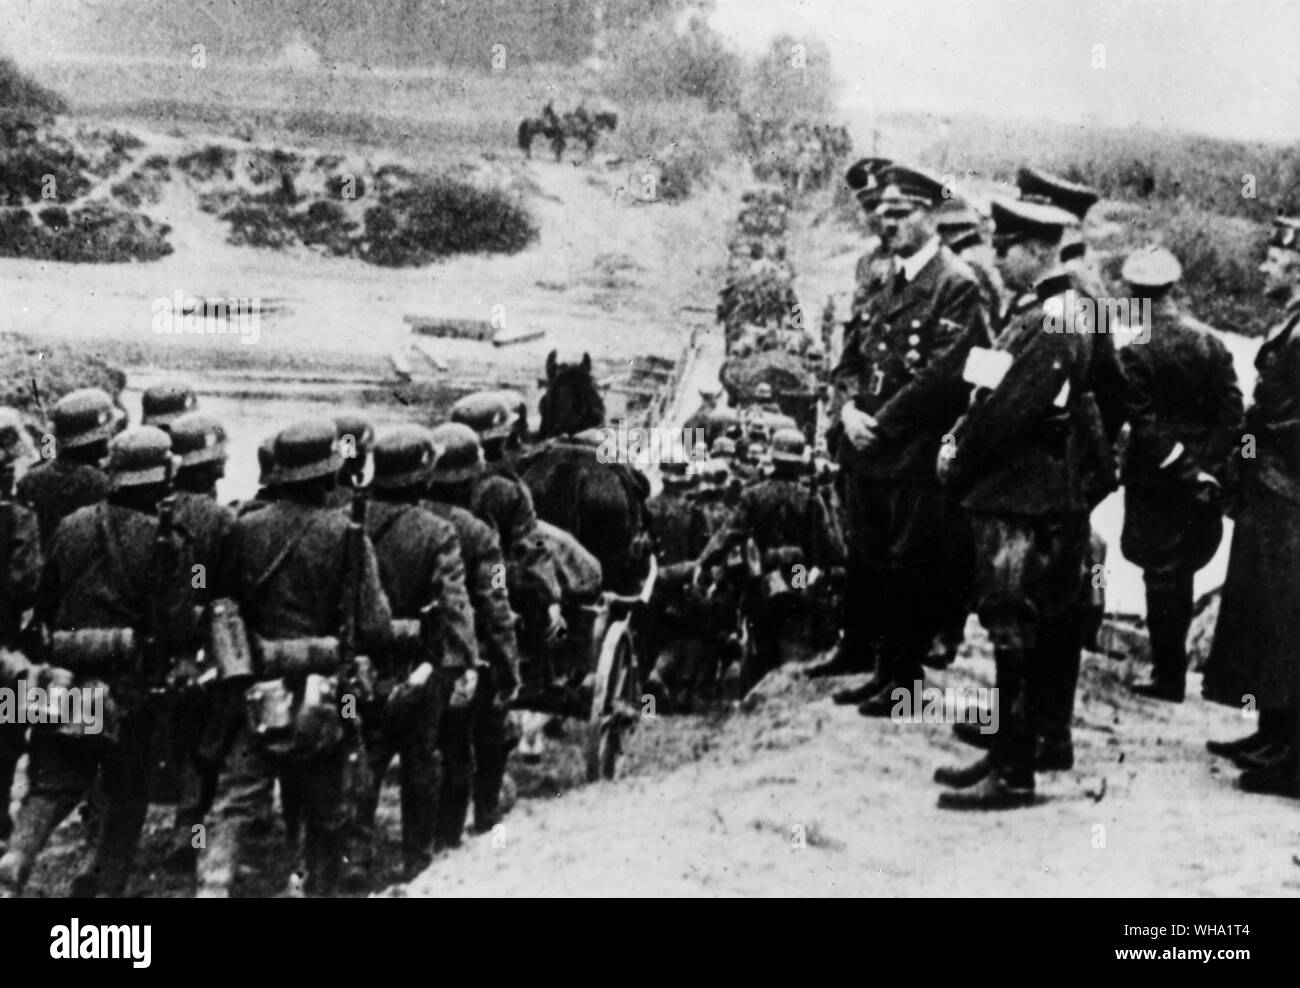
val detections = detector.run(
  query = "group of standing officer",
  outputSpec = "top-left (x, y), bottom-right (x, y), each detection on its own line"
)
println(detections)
top-left (0, 382), bottom-right (561, 896)
top-left (814, 153), bottom-right (1278, 809)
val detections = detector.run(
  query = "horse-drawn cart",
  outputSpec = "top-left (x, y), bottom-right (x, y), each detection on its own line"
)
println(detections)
top-left (512, 555), bottom-right (658, 781)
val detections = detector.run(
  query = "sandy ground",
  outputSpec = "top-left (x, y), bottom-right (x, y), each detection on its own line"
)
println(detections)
top-left (402, 633), bottom-right (1299, 898)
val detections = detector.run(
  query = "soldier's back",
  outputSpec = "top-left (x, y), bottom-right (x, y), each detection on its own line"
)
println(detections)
top-left (17, 458), bottom-right (110, 548)
top-left (42, 501), bottom-right (156, 630)
top-left (366, 498), bottom-right (459, 617)
top-left (228, 499), bottom-right (348, 639)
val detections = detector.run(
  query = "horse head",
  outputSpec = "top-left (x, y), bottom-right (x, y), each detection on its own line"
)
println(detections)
top-left (538, 349), bottom-right (605, 438)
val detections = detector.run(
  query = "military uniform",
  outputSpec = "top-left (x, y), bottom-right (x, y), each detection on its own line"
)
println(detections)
top-left (699, 431), bottom-right (846, 690)
top-left (0, 409), bottom-right (42, 846)
top-left (18, 388), bottom-right (122, 550)
top-left (940, 198), bottom-right (1123, 805)
top-left (199, 422), bottom-right (392, 897)
top-left (1118, 254), bottom-right (1242, 700)
top-left (425, 498), bottom-right (520, 845)
top-left (349, 426), bottom-right (477, 877)
top-left (830, 168), bottom-right (989, 704)
top-left (0, 428), bottom-right (194, 896)
top-left (644, 468), bottom-right (711, 701)
top-left (1204, 297), bottom-right (1300, 754)
top-left (161, 413), bottom-right (236, 869)
top-left (427, 422), bottom-right (523, 843)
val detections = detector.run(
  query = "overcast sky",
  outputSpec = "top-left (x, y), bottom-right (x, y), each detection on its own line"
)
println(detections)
top-left (709, 0), bottom-right (1300, 142)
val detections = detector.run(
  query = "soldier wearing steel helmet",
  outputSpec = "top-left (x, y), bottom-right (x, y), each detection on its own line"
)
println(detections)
top-left (0, 427), bottom-right (197, 897)
top-left (451, 391), bottom-right (565, 649)
top-left (346, 424), bottom-right (478, 879)
top-left (197, 420), bottom-right (392, 897)
top-left (1115, 247), bottom-right (1242, 703)
top-left (425, 422), bottom-right (522, 842)
top-left (140, 380), bottom-right (199, 432)
top-left (695, 429), bottom-right (845, 692)
top-left (0, 408), bottom-right (41, 852)
top-left (17, 387), bottom-right (117, 549)
top-left (157, 412), bottom-right (239, 873)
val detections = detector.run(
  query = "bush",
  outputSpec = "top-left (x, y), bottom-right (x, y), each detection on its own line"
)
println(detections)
top-left (362, 178), bottom-right (537, 266)
top-left (0, 55), bottom-right (67, 137)
top-left (0, 201), bottom-right (172, 262)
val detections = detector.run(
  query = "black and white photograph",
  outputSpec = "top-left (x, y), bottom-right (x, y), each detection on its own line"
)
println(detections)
top-left (0, 0), bottom-right (1293, 933)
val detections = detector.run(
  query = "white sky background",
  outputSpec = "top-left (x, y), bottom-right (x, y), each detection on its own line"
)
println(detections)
top-left (708, 0), bottom-right (1300, 142)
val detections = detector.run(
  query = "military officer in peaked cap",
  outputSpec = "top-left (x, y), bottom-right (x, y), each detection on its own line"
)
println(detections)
top-left (821, 164), bottom-right (989, 710)
top-left (1116, 248), bottom-right (1242, 703)
top-left (935, 194), bottom-right (1119, 808)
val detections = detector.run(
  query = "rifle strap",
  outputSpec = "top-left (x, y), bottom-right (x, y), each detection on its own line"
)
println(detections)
top-left (371, 503), bottom-right (412, 550)
top-left (252, 526), bottom-right (310, 596)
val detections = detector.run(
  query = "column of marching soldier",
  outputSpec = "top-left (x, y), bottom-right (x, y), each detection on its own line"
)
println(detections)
top-left (0, 158), bottom-right (1298, 894)
top-left (0, 382), bottom-right (569, 896)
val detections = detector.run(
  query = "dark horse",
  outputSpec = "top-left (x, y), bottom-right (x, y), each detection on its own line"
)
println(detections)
top-left (518, 105), bottom-right (617, 163)
top-left (520, 350), bottom-right (650, 594)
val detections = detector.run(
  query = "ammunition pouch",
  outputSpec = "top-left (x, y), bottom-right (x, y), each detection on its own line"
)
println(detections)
top-left (49, 628), bottom-right (138, 675)
top-left (245, 672), bottom-right (345, 759)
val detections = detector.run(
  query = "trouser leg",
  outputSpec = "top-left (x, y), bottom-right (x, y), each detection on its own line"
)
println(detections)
top-left (0, 731), bottom-right (95, 895)
top-left (196, 724), bottom-right (275, 898)
top-left (436, 686), bottom-right (476, 850)
top-left (397, 679), bottom-right (444, 876)
top-left (1144, 567), bottom-right (1195, 691)
top-left (472, 668), bottom-right (515, 833)
top-left (0, 720), bottom-right (25, 844)
top-left (83, 709), bottom-right (152, 897)
top-left (297, 747), bottom-right (346, 897)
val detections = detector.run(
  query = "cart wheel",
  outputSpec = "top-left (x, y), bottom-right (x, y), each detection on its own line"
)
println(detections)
top-left (584, 618), bottom-right (637, 782)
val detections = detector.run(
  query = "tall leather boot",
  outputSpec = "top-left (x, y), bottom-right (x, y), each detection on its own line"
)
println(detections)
top-left (1134, 572), bottom-right (1192, 701)
top-left (436, 702), bottom-right (475, 850)
top-left (1035, 610), bottom-right (1084, 770)
top-left (939, 637), bottom-right (1036, 810)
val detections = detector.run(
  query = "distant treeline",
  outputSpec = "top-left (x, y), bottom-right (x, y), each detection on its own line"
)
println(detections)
top-left (49, 0), bottom-right (689, 67)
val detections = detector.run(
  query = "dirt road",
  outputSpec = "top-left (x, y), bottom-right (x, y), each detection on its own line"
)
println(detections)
top-left (403, 633), bottom-right (1298, 897)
